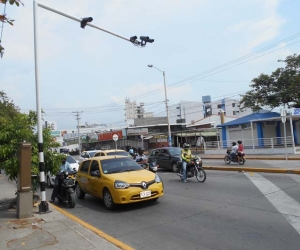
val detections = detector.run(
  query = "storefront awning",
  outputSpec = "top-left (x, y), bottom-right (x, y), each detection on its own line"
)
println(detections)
top-left (174, 131), bottom-right (217, 137)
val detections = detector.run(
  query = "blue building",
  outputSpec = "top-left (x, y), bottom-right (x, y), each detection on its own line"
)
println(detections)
top-left (211, 111), bottom-right (300, 155)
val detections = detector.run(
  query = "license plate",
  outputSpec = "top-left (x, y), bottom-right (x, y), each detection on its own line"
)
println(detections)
top-left (140, 190), bottom-right (151, 198)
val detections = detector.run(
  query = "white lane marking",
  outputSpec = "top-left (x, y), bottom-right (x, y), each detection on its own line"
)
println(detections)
top-left (289, 174), bottom-right (300, 184)
top-left (245, 172), bottom-right (300, 235)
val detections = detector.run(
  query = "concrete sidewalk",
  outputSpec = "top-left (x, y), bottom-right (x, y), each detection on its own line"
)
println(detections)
top-left (0, 173), bottom-right (133, 250)
top-left (196, 154), bottom-right (300, 174)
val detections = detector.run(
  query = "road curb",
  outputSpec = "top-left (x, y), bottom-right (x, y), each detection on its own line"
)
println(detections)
top-left (203, 166), bottom-right (300, 174)
top-left (51, 204), bottom-right (134, 250)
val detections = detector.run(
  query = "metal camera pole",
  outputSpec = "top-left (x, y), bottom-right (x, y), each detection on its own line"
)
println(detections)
top-left (33, 0), bottom-right (154, 213)
top-left (148, 65), bottom-right (172, 147)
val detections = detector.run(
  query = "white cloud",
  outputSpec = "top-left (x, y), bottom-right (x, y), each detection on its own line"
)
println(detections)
top-left (226, 0), bottom-right (284, 51)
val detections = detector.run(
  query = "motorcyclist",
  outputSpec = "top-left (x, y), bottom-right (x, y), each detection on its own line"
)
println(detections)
top-left (135, 147), bottom-right (147, 166)
top-left (237, 140), bottom-right (244, 162)
top-left (49, 156), bottom-right (73, 203)
top-left (181, 143), bottom-right (194, 183)
top-left (230, 142), bottom-right (239, 161)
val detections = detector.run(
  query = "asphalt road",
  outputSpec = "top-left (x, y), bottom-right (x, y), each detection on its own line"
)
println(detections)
top-left (47, 168), bottom-right (300, 250)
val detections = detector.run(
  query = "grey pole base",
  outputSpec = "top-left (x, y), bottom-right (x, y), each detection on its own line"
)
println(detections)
top-left (38, 200), bottom-right (50, 213)
top-left (17, 192), bottom-right (33, 219)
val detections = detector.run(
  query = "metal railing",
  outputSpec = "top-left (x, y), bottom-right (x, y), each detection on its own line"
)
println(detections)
top-left (204, 136), bottom-right (294, 150)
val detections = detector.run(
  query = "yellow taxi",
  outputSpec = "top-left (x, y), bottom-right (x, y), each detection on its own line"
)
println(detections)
top-left (75, 156), bottom-right (164, 210)
top-left (102, 149), bottom-right (131, 157)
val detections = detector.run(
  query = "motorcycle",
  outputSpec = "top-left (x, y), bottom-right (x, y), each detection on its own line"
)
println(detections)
top-left (177, 157), bottom-right (206, 182)
top-left (56, 170), bottom-right (77, 208)
top-left (224, 149), bottom-right (245, 165)
top-left (137, 159), bottom-right (159, 173)
top-left (143, 161), bottom-right (159, 173)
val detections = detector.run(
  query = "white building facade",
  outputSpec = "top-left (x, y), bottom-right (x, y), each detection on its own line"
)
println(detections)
top-left (169, 97), bottom-right (252, 125)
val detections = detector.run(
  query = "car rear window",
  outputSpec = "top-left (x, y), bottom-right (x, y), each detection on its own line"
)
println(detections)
top-left (101, 158), bottom-right (143, 174)
top-left (66, 156), bottom-right (76, 164)
top-left (106, 151), bottom-right (129, 156)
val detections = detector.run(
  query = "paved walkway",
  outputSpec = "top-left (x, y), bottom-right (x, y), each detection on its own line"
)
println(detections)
top-left (0, 173), bottom-right (132, 250)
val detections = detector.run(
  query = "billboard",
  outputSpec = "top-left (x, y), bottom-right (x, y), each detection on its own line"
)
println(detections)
top-left (98, 130), bottom-right (123, 141)
top-left (127, 128), bottom-right (148, 135)
top-left (50, 130), bottom-right (61, 137)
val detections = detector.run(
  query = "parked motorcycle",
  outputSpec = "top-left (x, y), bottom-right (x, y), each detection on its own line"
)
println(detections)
top-left (224, 149), bottom-right (245, 165)
top-left (56, 170), bottom-right (77, 208)
top-left (177, 157), bottom-right (206, 182)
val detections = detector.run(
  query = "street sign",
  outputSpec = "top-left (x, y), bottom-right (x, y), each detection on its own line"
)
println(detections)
top-left (113, 134), bottom-right (119, 141)
top-left (280, 109), bottom-right (287, 123)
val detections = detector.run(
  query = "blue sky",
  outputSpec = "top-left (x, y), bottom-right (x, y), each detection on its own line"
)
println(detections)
top-left (1, 0), bottom-right (300, 129)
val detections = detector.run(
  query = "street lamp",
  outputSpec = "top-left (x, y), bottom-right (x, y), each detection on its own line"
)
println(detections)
top-left (33, 0), bottom-right (154, 213)
top-left (148, 65), bottom-right (172, 147)
top-left (280, 105), bottom-right (288, 168)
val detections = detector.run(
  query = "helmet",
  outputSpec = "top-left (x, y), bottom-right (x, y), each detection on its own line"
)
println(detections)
top-left (138, 147), bottom-right (144, 153)
top-left (232, 142), bottom-right (236, 146)
top-left (183, 143), bottom-right (190, 149)
top-left (237, 140), bottom-right (242, 144)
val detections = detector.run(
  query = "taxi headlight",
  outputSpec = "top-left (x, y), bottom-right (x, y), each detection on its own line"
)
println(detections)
top-left (155, 174), bottom-right (162, 183)
top-left (114, 180), bottom-right (130, 189)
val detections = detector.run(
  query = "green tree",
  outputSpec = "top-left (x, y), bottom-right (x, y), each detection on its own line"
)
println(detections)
top-left (0, 0), bottom-right (23, 57)
top-left (0, 91), bottom-right (62, 183)
top-left (239, 54), bottom-right (300, 111)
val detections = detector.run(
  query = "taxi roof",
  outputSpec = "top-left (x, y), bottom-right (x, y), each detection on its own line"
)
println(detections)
top-left (103, 149), bottom-right (127, 153)
top-left (89, 155), bottom-right (129, 161)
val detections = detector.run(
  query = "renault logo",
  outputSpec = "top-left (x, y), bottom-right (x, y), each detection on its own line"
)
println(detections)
top-left (141, 181), bottom-right (147, 189)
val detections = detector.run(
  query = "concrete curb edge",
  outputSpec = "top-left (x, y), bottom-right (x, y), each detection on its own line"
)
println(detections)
top-left (203, 166), bottom-right (300, 174)
top-left (50, 203), bottom-right (134, 250)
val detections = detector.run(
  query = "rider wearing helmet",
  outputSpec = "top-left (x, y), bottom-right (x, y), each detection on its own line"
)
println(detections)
top-left (50, 155), bottom-right (73, 203)
top-left (181, 143), bottom-right (194, 183)
top-left (230, 142), bottom-right (239, 161)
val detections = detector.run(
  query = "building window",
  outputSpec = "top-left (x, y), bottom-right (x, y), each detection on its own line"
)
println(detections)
top-left (232, 103), bottom-right (235, 107)
top-left (233, 111), bottom-right (236, 115)
top-left (217, 104), bottom-right (222, 109)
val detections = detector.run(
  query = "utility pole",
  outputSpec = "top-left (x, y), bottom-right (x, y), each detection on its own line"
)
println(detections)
top-left (73, 111), bottom-right (83, 154)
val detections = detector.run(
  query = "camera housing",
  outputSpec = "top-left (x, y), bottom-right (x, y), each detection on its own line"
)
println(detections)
top-left (80, 17), bottom-right (93, 29)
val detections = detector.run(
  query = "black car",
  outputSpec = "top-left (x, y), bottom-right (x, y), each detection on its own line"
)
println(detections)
top-left (148, 147), bottom-right (182, 172)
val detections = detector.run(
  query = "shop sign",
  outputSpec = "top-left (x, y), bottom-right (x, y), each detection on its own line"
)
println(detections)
top-left (127, 128), bottom-right (148, 135)
top-left (98, 130), bottom-right (123, 141)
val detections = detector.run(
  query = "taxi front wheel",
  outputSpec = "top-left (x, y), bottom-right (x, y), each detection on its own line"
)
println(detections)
top-left (103, 189), bottom-right (116, 210)
top-left (75, 183), bottom-right (85, 199)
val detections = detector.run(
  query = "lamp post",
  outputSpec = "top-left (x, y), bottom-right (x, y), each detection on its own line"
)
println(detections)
top-left (280, 105), bottom-right (288, 168)
top-left (33, 0), bottom-right (154, 213)
top-left (148, 65), bottom-right (172, 147)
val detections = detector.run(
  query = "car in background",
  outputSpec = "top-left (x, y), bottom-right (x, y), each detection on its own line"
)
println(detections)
top-left (79, 150), bottom-right (106, 163)
top-left (47, 155), bottom-right (79, 188)
top-left (147, 147), bottom-right (186, 172)
top-left (102, 149), bottom-right (131, 157)
top-left (75, 156), bottom-right (164, 210)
